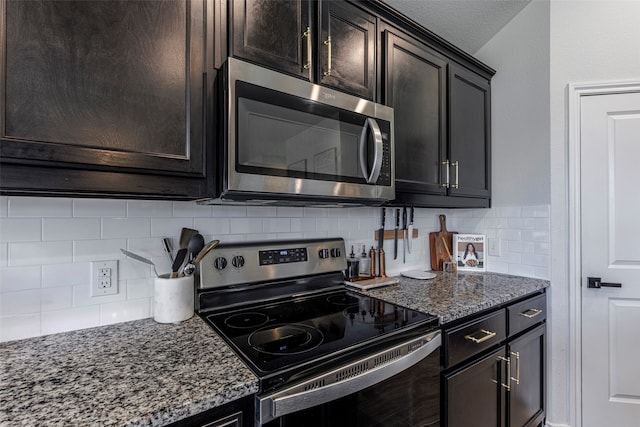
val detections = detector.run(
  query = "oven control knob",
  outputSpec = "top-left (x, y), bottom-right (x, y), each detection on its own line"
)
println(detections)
top-left (232, 255), bottom-right (245, 268)
top-left (213, 257), bottom-right (227, 270)
top-left (330, 248), bottom-right (341, 258)
top-left (318, 249), bottom-right (330, 259)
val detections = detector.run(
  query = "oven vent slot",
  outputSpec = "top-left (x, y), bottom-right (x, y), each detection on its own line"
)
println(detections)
top-left (373, 348), bottom-right (402, 367)
top-left (335, 362), bottom-right (369, 382)
top-left (304, 379), bottom-right (326, 391)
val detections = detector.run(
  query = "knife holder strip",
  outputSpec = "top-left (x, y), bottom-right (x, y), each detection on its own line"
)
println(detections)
top-left (374, 229), bottom-right (419, 241)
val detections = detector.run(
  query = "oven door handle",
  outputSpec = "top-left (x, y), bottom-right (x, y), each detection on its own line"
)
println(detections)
top-left (358, 117), bottom-right (384, 184)
top-left (258, 330), bottom-right (441, 425)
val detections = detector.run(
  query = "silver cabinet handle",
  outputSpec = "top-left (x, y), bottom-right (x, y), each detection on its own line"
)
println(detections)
top-left (519, 308), bottom-right (542, 319)
top-left (511, 351), bottom-right (520, 385)
top-left (464, 328), bottom-right (496, 344)
top-left (303, 27), bottom-right (312, 70)
top-left (452, 160), bottom-right (459, 189)
top-left (441, 160), bottom-right (450, 188)
top-left (323, 36), bottom-right (332, 76)
top-left (359, 118), bottom-right (383, 184)
top-left (497, 355), bottom-right (511, 391)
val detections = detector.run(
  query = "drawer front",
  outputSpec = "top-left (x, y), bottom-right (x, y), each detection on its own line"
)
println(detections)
top-left (445, 309), bottom-right (506, 368)
top-left (508, 293), bottom-right (547, 337)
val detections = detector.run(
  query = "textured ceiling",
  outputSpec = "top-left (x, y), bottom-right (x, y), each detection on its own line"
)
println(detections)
top-left (383, 0), bottom-right (531, 54)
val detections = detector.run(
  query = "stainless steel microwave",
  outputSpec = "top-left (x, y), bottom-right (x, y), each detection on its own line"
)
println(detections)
top-left (202, 57), bottom-right (395, 206)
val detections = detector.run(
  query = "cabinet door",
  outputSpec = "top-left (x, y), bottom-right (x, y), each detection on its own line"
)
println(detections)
top-left (232, 0), bottom-right (311, 79)
top-left (384, 30), bottom-right (447, 197)
top-left (0, 0), bottom-right (213, 198)
top-left (319, 1), bottom-right (376, 100)
top-left (507, 324), bottom-right (546, 427)
top-left (444, 346), bottom-right (506, 427)
top-left (448, 63), bottom-right (491, 199)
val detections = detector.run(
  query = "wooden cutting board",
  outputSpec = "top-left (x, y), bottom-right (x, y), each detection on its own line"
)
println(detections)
top-left (429, 214), bottom-right (457, 271)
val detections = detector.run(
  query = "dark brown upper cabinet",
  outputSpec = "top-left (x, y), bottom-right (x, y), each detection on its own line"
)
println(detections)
top-left (384, 30), bottom-right (448, 198)
top-left (0, 0), bottom-right (218, 199)
top-left (382, 23), bottom-right (492, 208)
top-left (448, 63), bottom-right (492, 200)
top-left (231, 0), bottom-right (376, 100)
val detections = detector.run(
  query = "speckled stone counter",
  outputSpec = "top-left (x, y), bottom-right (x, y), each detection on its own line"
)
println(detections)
top-left (0, 316), bottom-right (258, 426)
top-left (363, 271), bottom-right (550, 324)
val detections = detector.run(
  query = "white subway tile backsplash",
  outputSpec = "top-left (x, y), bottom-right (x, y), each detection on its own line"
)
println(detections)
top-left (1, 289), bottom-right (41, 315)
top-left (0, 197), bottom-right (8, 217)
top-left (101, 298), bottom-right (150, 326)
top-left (41, 306), bottom-right (101, 335)
top-left (247, 206), bottom-right (277, 217)
top-left (73, 239), bottom-right (126, 263)
top-left (41, 286), bottom-right (73, 311)
top-left (263, 218), bottom-right (291, 233)
top-left (10, 241), bottom-right (73, 266)
top-left (1, 196), bottom-right (551, 342)
top-left (172, 202), bottom-right (212, 218)
top-left (193, 218), bottom-right (231, 237)
top-left (9, 197), bottom-right (72, 217)
top-left (150, 218), bottom-right (193, 238)
top-left (127, 200), bottom-right (173, 217)
top-left (291, 218), bottom-right (316, 233)
top-left (0, 265), bottom-right (41, 292)
top-left (42, 263), bottom-right (90, 288)
top-left (276, 207), bottom-right (304, 217)
top-left (43, 218), bottom-right (101, 241)
top-left (0, 314), bottom-right (41, 341)
top-left (102, 218), bottom-right (150, 239)
top-left (73, 199), bottom-right (126, 217)
top-left (230, 218), bottom-right (263, 234)
top-left (126, 279), bottom-right (154, 300)
top-left (0, 218), bottom-right (42, 242)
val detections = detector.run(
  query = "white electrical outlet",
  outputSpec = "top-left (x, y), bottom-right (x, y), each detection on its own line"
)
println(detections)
top-left (90, 260), bottom-right (118, 297)
top-left (488, 238), bottom-right (501, 257)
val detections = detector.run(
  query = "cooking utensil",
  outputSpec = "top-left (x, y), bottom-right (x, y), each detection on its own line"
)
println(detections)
top-left (187, 233), bottom-right (205, 262)
top-left (162, 237), bottom-right (174, 265)
top-left (429, 214), bottom-right (457, 271)
top-left (178, 227), bottom-right (199, 250)
top-left (181, 240), bottom-right (220, 276)
top-left (408, 207), bottom-right (414, 254)
top-left (402, 207), bottom-right (407, 263)
top-left (393, 208), bottom-right (399, 260)
top-left (171, 248), bottom-right (188, 278)
top-left (120, 248), bottom-right (159, 277)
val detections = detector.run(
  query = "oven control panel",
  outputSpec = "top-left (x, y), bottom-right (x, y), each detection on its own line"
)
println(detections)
top-left (199, 238), bottom-right (347, 289)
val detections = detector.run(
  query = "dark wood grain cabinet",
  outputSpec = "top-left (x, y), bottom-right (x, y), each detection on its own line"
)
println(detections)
top-left (382, 25), bottom-right (492, 207)
top-left (231, 0), bottom-right (376, 100)
top-left (0, 0), bottom-right (218, 199)
top-left (442, 292), bottom-right (546, 427)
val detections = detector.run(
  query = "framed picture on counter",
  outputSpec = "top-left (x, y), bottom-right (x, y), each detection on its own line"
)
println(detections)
top-left (454, 234), bottom-right (486, 272)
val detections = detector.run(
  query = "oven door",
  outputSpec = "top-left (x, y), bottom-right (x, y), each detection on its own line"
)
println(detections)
top-left (259, 330), bottom-right (441, 427)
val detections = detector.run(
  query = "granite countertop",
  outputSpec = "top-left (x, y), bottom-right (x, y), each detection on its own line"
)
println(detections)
top-left (0, 316), bottom-right (259, 426)
top-left (363, 271), bottom-right (550, 324)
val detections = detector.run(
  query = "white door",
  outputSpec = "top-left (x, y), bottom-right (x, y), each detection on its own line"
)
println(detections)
top-left (580, 90), bottom-right (640, 426)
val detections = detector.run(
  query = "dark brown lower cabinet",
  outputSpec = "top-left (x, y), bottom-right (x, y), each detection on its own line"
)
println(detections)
top-left (443, 293), bottom-right (546, 427)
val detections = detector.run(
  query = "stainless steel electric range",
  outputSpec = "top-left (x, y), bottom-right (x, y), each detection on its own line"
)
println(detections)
top-left (196, 238), bottom-right (441, 427)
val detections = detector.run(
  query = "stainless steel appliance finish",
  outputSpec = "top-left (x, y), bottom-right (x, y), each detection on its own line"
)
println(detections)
top-left (200, 58), bottom-right (395, 206)
top-left (196, 238), bottom-right (440, 427)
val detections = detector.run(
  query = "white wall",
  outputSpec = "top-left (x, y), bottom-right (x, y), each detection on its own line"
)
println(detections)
top-left (475, 0), bottom-right (551, 208)
top-left (549, 2), bottom-right (640, 426)
top-left (0, 196), bottom-right (549, 342)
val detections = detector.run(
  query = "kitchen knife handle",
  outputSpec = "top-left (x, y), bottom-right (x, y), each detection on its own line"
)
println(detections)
top-left (395, 209), bottom-right (400, 227)
top-left (410, 207), bottom-right (414, 224)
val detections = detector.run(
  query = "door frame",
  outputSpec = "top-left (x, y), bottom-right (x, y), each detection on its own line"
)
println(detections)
top-left (567, 80), bottom-right (640, 427)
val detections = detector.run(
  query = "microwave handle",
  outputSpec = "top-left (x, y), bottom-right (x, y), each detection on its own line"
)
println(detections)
top-left (359, 118), bottom-right (384, 184)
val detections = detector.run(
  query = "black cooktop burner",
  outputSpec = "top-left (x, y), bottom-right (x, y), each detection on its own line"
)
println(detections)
top-left (249, 324), bottom-right (323, 355)
top-left (224, 312), bottom-right (269, 329)
top-left (327, 293), bottom-right (360, 306)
